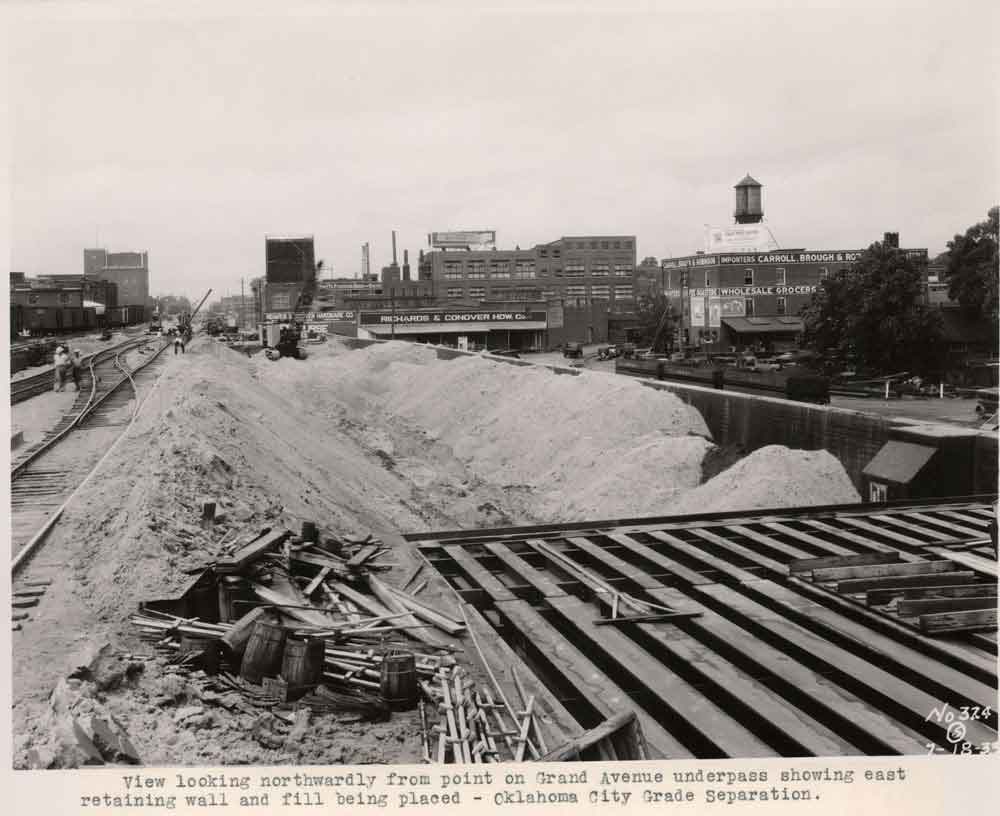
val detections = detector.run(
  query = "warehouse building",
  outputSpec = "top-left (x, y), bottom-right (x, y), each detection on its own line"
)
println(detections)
top-left (662, 178), bottom-right (927, 354)
top-left (84, 248), bottom-right (151, 317)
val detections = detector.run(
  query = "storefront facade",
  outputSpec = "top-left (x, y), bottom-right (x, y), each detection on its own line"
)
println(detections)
top-left (356, 307), bottom-right (549, 351)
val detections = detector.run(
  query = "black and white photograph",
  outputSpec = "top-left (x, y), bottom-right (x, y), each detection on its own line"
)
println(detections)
top-left (4, 0), bottom-right (998, 798)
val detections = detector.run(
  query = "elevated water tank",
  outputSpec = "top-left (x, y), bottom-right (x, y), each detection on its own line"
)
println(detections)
top-left (734, 174), bottom-right (763, 224)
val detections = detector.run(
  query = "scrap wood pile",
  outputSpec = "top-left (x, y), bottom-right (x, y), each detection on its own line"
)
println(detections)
top-left (131, 522), bottom-right (467, 720)
top-left (416, 665), bottom-right (550, 764)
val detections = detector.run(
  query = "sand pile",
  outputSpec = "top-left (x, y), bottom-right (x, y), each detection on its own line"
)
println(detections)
top-left (263, 342), bottom-right (714, 520)
top-left (665, 445), bottom-right (861, 515)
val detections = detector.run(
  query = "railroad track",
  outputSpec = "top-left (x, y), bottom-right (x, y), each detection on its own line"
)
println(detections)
top-left (10, 338), bottom-right (172, 626)
top-left (9, 335), bottom-right (151, 405)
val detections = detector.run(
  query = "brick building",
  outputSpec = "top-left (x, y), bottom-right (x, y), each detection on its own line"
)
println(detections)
top-left (84, 248), bottom-right (150, 314)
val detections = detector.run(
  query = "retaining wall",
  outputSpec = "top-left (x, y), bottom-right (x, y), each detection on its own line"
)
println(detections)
top-left (332, 336), bottom-right (997, 495)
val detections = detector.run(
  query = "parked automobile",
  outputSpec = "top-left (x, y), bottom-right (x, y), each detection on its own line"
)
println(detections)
top-left (975, 387), bottom-right (999, 416)
top-left (563, 342), bottom-right (584, 359)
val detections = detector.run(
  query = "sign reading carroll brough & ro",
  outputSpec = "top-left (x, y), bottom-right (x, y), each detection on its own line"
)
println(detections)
top-left (360, 311), bottom-right (547, 326)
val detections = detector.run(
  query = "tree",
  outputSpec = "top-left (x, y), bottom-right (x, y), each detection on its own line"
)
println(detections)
top-left (632, 293), bottom-right (677, 353)
top-left (946, 206), bottom-right (998, 325)
top-left (154, 294), bottom-right (193, 315)
top-left (801, 240), bottom-right (946, 377)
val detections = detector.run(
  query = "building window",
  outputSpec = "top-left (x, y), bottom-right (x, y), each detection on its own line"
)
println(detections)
top-left (613, 241), bottom-right (621, 249)
top-left (744, 297), bottom-right (755, 317)
top-left (818, 267), bottom-right (828, 279)
top-left (468, 287), bottom-right (485, 298)
top-left (539, 249), bottom-right (548, 258)
top-left (614, 285), bottom-right (633, 300)
top-left (467, 261), bottom-right (485, 278)
top-left (28, 294), bottom-right (39, 305)
top-left (446, 288), bottom-right (463, 299)
top-left (590, 263), bottom-right (609, 277)
top-left (565, 263), bottom-right (586, 278)
top-left (514, 262), bottom-right (535, 279)
top-left (444, 267), bottom-right (463, 280)
top-left (565, 285), bottom-right (586, 296)
top-left (775, 268), bottom-right (786, 286)
top-left (490, 261), bottom-right (511, 279)
top-left (614, 264), bottom-right (632, 277)
top-left (591, 285), bottom-right (610, 300)
top-left (776, 296), bottom-right (787, 316)
top-left (704, 271), bottom-right (711, 287)
top-left (272, 293), bottom-right (291, 309)
top-left (590, 241), bottom-right (598, 249)
top-left (601, 241), bottom-right (609, 249)
top-left (744, 269), bottom-right (754, 285)
top-left (59, 292), bottom-right (71, 304)
top-left (625, 240), bottom-right (633, 249)
top-left (552, 249), bottom-right (561, 258)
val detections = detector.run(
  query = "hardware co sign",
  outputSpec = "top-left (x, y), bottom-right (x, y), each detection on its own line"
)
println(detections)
top-left (360, 311), bottom-right (547, 325)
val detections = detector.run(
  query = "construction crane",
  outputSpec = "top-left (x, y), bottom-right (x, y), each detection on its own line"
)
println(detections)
top-left (178, 289), bottom-right (212, 341)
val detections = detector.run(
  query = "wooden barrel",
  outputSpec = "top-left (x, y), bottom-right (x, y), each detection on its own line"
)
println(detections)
top-left (280, 636), bottom-right (325, 698)
top-left (217, 576), bottom-right (249, 623)
top-left (240, 620), bottom-right (286, 684)
top-left (180, 634), bottom-right (220, 675)
top-left (380, 650), bottom-right (417, 711)
top-left (300, 521), bottom-right (318, 543)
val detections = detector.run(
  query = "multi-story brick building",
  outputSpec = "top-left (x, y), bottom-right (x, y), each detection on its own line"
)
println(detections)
top-left (84, 248), bottom-right (150, 315)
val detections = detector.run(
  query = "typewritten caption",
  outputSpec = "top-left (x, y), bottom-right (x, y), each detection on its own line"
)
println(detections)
top-left (78, 765), bottom-right (916, 811)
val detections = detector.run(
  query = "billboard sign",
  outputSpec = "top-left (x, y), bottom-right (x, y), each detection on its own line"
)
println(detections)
top-left (705, 224), bottom-right (780, 254)
top-left (428, 230), bottom-right (497, 250)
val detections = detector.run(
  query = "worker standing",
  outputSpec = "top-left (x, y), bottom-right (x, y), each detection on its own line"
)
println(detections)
top-left (71, 350), bottom-right (83, 391)
top-left (52, 346), bottom-right (70, 392)
top-left (173, 336), bottom-right (182, 355)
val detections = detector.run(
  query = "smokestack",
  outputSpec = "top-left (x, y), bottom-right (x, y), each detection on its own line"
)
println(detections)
top-left (391, 231), bottom-right (398, 265)
top-left (402, 249), bottom-right (411, 281)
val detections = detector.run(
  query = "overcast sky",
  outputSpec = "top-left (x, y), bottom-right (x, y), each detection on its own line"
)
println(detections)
top-left (5, 0), bottom-right (998, 301)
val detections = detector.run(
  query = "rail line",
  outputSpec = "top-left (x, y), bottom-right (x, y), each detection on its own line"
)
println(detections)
top-left (9, 335), bottom-right (152, 405)
top-left (10, 339), bottom-right (172, 594)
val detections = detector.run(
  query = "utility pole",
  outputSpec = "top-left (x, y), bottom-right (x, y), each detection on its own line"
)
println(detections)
top-left (241, 277), bottom-right (246, 330)
top-left (390, 290), bottom-right (396, 340)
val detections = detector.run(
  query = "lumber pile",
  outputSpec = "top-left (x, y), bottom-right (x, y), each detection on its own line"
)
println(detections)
top-left (417, 665), bottom-right (549, 764)
top-left (789, 551), bottom-right (998, 635)
top-left (132, 521), bottom-right (467, 715)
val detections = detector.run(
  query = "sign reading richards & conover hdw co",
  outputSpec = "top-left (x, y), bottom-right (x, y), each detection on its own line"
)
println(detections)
top-left (360, 310), bottom-right (547, 326)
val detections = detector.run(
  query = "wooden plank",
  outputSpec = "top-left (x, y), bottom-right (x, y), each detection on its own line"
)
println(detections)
top-left (873, 514), bottom-right (955, 542)
top-left (379, 582), bottom-right (466, 636)
top-left (494, 599), bottom-right (691, 759)
top-left (327, 580), bottom-right (395, 619)
top-left (789, 552), bottom-right (900, 575)
top-left (485, 542), bottom-right (568, 597)
top-left (927, 548), bottom-right (998, 579)
top-left (897, 596), bottom-right (997, 617)
top-left (347, 544), bottom-right (380, 568)
top-left (727, 524), bottom-right (845, 559)
top-left (215, 528), bottom-right (290, 573)
top-left (646, 530), bottom-right (763, 584)
top-left (920, 609), bottom-right (998, 634)
top-left (742, 580), bottom-right (999, 709)
top-left (541, 712), bottom-right (647, 761)
top-left (762, 521), bottom-right (890, 558)
top-left (605, 532), bottom-right (715, 585)
top-left (838, 571), bottom-right (977, 594)
top-left (546, 594), bottom-right (779, 757)
top-left (836, 517), bottom-right (936, 550)
top-left (812, 560), bottom-right (958, 583)
top-left (697, 583), bottom-right (998, 748)
top-left (686, 527), bottom-right (790, 574)
top-left (801, 519), bottom-right (925, 557)
top-left (935, 510), bottom-right (990, 529)
top-left (906, 512), bottom-right (987, 540)
top-left (901, 584), bottom-right (998, 600)
top-left (444, 546), bottom-right (517, 602)
top-left (864, 580), bottom-right (984, 606)
top-left (303, 566), bottom-right (331, 596)
top-left (639, 586), bottom-right (929, 755)
top-left (563, 536), bottom-right (670, 592)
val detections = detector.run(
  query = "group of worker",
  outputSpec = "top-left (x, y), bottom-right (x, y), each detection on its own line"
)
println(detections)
top-left (52, 346), bottom-right (82, 392)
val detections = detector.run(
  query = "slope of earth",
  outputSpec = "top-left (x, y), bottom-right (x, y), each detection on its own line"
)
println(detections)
top-left (11, 337), bottom-right (858, 769)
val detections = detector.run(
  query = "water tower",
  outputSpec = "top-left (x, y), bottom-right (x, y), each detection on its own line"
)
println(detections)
top-left (734, 174), bottom-right (763, 224)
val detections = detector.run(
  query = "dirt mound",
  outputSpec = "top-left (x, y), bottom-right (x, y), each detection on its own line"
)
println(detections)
top-left (666, 444), bottom-right (861, 515)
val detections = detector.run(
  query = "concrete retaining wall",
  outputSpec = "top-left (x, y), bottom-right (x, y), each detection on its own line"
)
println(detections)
top-left (332, 335), bottom-right (997, 495)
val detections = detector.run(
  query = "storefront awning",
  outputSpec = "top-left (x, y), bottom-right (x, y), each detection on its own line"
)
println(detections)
top-left (722, 316), bottom-right (804, 334)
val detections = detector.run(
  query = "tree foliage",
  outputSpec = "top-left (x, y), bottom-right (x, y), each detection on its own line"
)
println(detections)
top-left (633, 293), bottom-right (677, 353)
top-left (800, 241), bottom-right (946, 376)
top-left (946, 205), bottom-right (999, 324)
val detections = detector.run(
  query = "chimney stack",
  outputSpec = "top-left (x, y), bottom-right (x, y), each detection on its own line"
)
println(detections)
top-left (391, 231), bottom-right (398, 266)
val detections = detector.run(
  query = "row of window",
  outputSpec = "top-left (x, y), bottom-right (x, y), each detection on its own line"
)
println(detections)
top-left (446, 285), bottom-right (634, 301)
top-left (541, 239), bottom-right (633, 254)
top-left (701, 267), bottom-right (830, 286)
